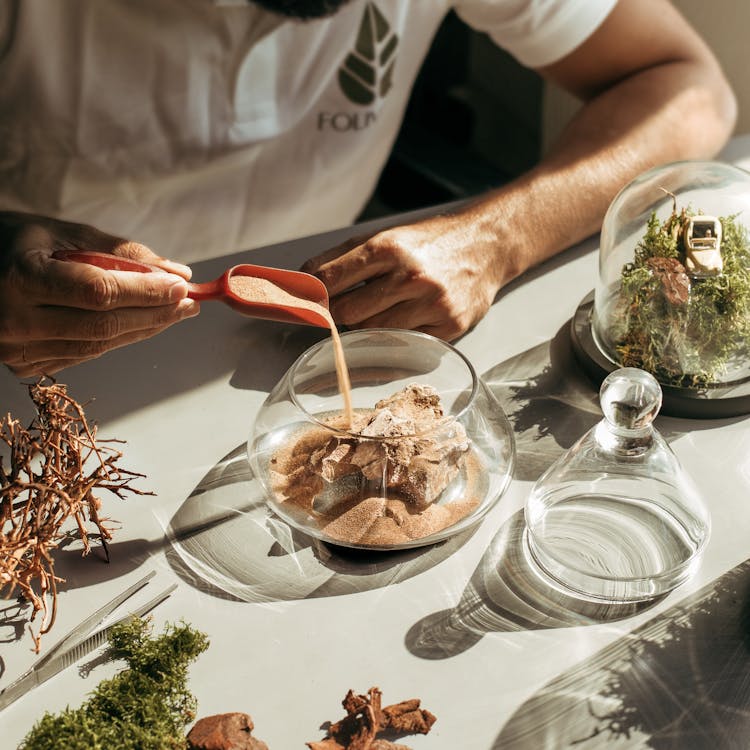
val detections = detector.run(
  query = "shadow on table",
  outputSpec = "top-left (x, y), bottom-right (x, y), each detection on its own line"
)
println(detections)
top-left (482, 322), bottom-right (601, 483)
top-left (0, 599), bottom-right (35, 678)
top-left (406, 328), bottom-right (750, 659)
top-left (0, 536), bottom-right (167, 649)
top-left (159, 314), bottom-right (598, 607)
top-left (164, 444), bottom-right (477, 603)
top-left (403, 322), bottom-right (743, 661)
top-left (405, 510), bottom-right (657, 660)
top-left (482, 321), bottom-right (739, 484)
top-left (489, 557), bottom-right (750, 749)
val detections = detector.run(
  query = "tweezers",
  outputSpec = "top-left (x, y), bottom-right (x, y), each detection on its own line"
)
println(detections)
top-left (0, 570), bottom-right (177, 711)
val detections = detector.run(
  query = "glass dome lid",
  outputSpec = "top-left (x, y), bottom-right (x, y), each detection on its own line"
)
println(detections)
top-left (573, 160), bottom-right (750, 418)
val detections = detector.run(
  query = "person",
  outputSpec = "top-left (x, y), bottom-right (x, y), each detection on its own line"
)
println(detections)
top-left (0, 0), bottom-right (736, 377)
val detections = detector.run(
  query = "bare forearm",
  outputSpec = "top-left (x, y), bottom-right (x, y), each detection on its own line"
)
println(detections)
top-left (304, 0), bottom-right (738, 342)
top-left (461, 54), bottom-right (736, 292)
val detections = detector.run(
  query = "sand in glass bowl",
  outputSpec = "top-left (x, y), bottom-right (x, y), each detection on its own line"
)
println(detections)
top-left (249, 329), bottom-right (515, 551)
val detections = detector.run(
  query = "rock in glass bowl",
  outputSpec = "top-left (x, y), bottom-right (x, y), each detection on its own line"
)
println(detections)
top-left (248, 329), bottom-right (515, 550)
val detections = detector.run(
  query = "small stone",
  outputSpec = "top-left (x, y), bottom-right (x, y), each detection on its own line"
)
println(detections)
top-left (311, 384), bottom-right (468, 508)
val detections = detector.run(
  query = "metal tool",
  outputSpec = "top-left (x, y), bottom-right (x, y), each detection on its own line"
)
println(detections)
top-left (0, 571), bottom-right (177, 711)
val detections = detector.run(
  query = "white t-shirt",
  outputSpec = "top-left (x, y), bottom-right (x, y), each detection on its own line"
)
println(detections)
top-left (0, 0), bottom-right (616, 262)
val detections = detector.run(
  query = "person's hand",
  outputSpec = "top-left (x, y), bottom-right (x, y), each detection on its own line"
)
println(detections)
top-left (300, 212), bottom-right (505, 341)
top-left (0, 212), bottom-right (199, 377)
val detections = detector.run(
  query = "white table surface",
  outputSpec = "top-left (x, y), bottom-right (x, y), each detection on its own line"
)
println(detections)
top-left (2, 138), bottom-right (750, 749)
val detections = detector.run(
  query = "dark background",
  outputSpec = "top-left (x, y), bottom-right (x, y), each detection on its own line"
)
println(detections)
top-left (359, 11), bottom-right (544, 220)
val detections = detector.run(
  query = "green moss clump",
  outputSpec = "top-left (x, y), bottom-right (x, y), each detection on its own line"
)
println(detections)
top-left (615, 208), bottom-right (750, 387)
top-left (18, 618), bottom-right (209, 750)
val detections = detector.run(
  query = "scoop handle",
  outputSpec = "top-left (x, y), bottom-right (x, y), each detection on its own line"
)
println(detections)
top-left (186, 278), bottom-right (224, 301)
top-left (51, 248), bottom-right (162, 273)
top-left (52, 249), bottom-right (332, 328)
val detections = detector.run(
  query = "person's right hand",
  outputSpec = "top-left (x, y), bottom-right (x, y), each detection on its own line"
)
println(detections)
top-left (0, 212), bottom-right (200, 377)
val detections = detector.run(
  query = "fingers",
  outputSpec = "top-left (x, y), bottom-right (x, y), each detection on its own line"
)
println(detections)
top-left (328, 275), bottom-right (414, 325)
top-left (312, 232), bottom-right (473, 340)
top-left (0, 214), bottom-right (202, 375)
top-left (302, 237), bottom-right (396, 296)
top-left (338, 297), bottom-right (465, 342)
top-left (340, 298), bottom-right (427, 330)
top-left (300, 234), bottom-right (371, 274)
top-left (11, 358), bottom-right (83, 378)
top-left (37, 256), bottom-right (190, 310)
top-left (37, 217), bottom-right (193, 280)
top-left (4, 299), bottom-right (200, 376)
top-left (10, 297), bottom-right (200, 343)
top-left (110, 240), bottom-right (193, 280)
top-left (10, 225), bottom-right (192, 309)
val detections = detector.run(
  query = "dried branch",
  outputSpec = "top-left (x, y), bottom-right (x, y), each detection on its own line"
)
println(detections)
top-left (1, 378), bottom-right (152, 651)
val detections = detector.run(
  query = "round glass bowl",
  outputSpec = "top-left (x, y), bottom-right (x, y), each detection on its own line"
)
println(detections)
top-left (573, 160), bottom-right (750, 417)
top-left (249, 329), bottom-right (515, 550)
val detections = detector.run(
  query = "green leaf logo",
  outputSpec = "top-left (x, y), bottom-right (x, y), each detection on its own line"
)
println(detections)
top-left (338, 3), bottom-right (398, 106)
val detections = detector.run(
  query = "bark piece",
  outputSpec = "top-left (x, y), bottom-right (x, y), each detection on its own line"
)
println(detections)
top-left (308, 687), bottom-right (436, 750)
top-left (646, 256), bottom-right (690, 305)
top-left (187, 713), bottom-right (269, 750)
top-left (382, 700), bottom-right (437, 734)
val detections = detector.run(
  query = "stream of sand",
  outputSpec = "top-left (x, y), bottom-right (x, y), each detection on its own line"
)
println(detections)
top-left (228, 274), bottom-right (354, 427)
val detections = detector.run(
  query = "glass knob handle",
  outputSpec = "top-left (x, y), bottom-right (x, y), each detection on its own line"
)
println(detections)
top-left (599, 367), bottom-right (662, 430)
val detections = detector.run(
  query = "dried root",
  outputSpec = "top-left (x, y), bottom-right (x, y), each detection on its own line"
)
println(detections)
top-left (307, 687), bottom-right (436, 750)
top-left (0, 378), bottom-right (151, 650)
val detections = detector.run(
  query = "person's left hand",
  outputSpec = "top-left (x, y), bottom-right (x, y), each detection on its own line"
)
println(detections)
top-left (300, 213), bottom-right (504, 341)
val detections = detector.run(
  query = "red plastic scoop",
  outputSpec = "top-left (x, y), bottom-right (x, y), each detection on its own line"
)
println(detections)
top-left (52, 249), bottom-right (332, 328)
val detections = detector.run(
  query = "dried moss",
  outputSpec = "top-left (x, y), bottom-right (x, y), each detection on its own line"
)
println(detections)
top-left (615, 207), bottom-right (750, 387)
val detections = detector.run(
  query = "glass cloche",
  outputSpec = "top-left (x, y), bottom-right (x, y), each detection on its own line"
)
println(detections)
top-left (525, 367), bottom-right (710, 603)
top-left (572, 160), bottom-right (750, 418)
